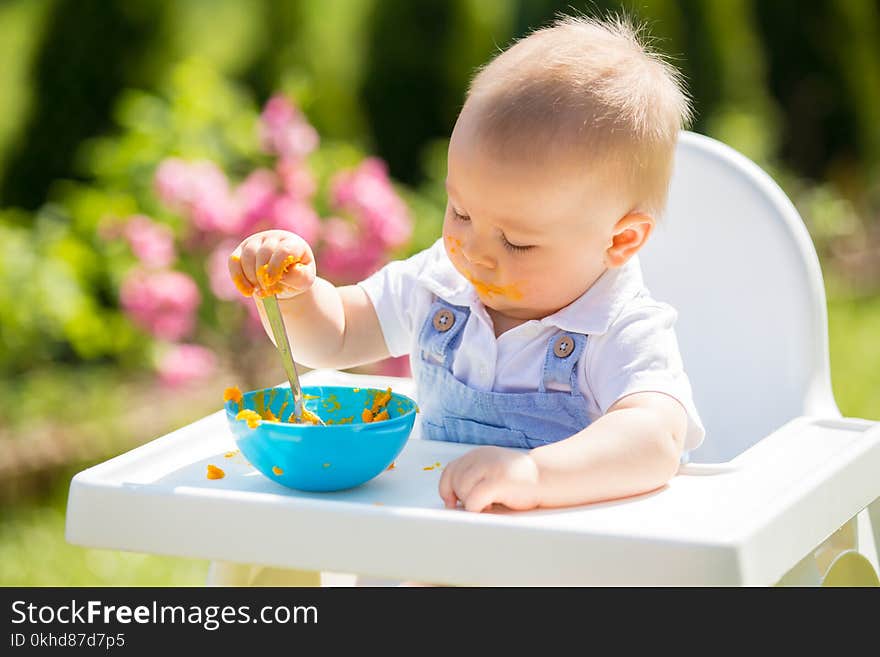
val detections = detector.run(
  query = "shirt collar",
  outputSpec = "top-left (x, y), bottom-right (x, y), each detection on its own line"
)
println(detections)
top-left (416, 239), bottom-right (645, 335)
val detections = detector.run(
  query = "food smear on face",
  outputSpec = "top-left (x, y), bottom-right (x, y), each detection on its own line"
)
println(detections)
top-left (444, 234), bottom-right (463, 254)
top-left (464, 271), bottom-right (523, 301)
top-left (206, 464), bottom-right (226, 480)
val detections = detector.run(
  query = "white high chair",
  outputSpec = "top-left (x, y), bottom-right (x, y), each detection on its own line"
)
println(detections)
top-left (65, 131), bottom-right (880, 586)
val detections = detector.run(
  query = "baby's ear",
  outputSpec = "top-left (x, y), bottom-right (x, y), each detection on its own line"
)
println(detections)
top-left (604, 212), bottom-right (655, 268)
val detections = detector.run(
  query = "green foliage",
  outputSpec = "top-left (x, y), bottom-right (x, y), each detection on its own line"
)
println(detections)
top-left (828, 295), bottom-right (880, 421)
top-left (0, 208), bottom-right (144, 372)
top-left (0, 475), bottom-right (207, 586)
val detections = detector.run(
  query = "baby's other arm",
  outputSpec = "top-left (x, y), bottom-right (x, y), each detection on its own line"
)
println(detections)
top-left (229, 230), bottom-right (390, 370)
top-left (439, 392), bottom-right (686, 512)
top-left (527, 391), bottom-right (687, 508)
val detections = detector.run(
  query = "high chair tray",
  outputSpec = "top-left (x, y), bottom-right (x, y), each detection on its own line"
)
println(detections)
top-left (65, 368), bottom-right (880, 586)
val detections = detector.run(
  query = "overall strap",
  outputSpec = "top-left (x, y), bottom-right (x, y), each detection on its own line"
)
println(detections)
top-left (539, 332), bottom-right (588, 393)
top-left (418, 299), bottom-right (471, 371)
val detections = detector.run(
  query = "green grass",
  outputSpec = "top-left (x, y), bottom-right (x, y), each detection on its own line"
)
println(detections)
top-left (0, 472), bottom-right (208, 586)
top-left (1, 295), bottom-right (878, 586)
top-left (828, 295), bottom-right (880, 421)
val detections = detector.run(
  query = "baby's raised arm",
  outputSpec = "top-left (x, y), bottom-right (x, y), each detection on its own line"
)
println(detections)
top-left (228, 230), bottom-right (390, 370)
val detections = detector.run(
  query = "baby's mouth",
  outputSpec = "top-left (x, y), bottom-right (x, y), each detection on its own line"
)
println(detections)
top-left (463, 271), bottom-right (523, 301)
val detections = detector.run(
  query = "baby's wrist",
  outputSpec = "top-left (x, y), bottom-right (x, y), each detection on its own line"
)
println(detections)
top-left (524, 450), bottom-right (546, 506)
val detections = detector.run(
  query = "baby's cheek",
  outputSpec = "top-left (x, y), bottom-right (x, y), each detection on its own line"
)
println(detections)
top-left (443, 231), bottom-right (463, 256)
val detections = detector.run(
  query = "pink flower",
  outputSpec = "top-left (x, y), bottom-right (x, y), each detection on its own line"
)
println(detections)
top-left (277, 158), bottom-right (316, 200)
top-left (154, 158), bottom-right (243, 236)
top-left (259, 94), bottom-right (319, 160)
top-left (234, 168), bottom-right (278, 235)
top-left (317, 218), bottom-right (385, 284)
top-left (154, 158), bottom-right (192, 208)
top-left (120, 269), bottom-right (201, 341)
top-left (207, 240), bottom-right (241, 301)
top-left (156, 343), bottom-right (218, 387)
top-left (330, 157), bottom-right (412, 249)
top-left (123, 215), bottom-right (175, 268)
top-left (242, 298), bottom-right (265, 338)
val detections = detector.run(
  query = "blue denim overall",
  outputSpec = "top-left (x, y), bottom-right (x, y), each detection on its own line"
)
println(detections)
top-left (416, 299), bottom-right (592, 449)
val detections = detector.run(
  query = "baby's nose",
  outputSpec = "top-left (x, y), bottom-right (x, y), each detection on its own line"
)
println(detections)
top-left (462, 242), bottom-right (496, 270)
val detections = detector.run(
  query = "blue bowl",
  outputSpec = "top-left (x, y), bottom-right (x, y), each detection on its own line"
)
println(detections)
top-left (225, 385), bottom-right (417, 492)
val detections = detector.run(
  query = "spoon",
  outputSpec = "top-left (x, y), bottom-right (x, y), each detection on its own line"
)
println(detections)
top-left (261, 294), bottom-right (326, 426)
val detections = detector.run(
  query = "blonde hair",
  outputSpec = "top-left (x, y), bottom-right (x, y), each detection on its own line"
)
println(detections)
top-left (463, 13), bottom-right (693, 216)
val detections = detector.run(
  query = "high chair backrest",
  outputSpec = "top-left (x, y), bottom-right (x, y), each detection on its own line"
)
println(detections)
top-left (639, 131), bottom-right (839, 463)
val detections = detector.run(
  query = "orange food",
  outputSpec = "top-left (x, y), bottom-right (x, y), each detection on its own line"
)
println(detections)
top-left (235, 409), bottom-right (262, 429)
top-left (224, 451), bottom-right (238, 458)
top-left (359, 387), bottom-right (395, 423)
top-left (232, 274), bottom-right (254, 298)
top-left (206, 464), bottom-right (225, 480)
top-left (272, 466), bottom-right (284, 475)
top-left (463, 271), bottom-right (523, 301)
top-left (300, 408), bottom-right (322, 425)
top-left (386, 462), bottom-right (396, 471)
top-left (224, 386), bottom-right (243, 405)
top-left (370, 388), bottom-right (392, 414)
top-left (254, 256), bottom-right (304, 297)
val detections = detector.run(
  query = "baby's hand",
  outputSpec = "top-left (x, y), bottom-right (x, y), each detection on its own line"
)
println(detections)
top-left (438, 446), bottom-right (541, 513)
top-left (228, 230), bottom-right (316, 299)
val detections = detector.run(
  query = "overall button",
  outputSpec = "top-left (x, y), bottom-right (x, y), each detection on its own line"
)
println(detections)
top-left (432, 309), bottom-right (455, 332)
top-left (553, 335), bottom-right (574, 358)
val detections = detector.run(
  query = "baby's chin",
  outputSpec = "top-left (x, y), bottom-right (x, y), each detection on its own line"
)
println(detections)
top-left (479, 295), bottom-right (546, 321)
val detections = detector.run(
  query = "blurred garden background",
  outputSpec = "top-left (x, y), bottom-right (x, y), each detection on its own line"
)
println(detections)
top-left (1, 0), bottom-right (878, 586)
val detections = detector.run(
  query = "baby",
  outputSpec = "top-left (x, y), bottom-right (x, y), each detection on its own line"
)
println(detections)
top-left (228, 15), bottom-right (704, 514)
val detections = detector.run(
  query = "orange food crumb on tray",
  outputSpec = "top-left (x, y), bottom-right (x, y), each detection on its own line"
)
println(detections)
top-left (206, 464), bottom-right (225, 480)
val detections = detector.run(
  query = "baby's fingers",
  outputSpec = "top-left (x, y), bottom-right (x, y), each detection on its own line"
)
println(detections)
top-left (228, 245), bottom-right (255, 298)
top-left (438, 465), bottom-right (459, 509)
top-left (267, 242), bottom-right (315, 298)
top-left (462, 479), bottom-right (496, 513)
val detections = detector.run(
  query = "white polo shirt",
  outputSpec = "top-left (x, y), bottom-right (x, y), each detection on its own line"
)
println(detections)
top-left (358, 239), bottom-right (705, 453)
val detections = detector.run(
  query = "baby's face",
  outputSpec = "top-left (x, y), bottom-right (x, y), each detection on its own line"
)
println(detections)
top-left (443, 115), bottom-right (631, 321)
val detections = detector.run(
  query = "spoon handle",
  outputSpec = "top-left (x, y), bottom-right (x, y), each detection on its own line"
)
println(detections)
top-left (262, 294), bottom-right (305, 421)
